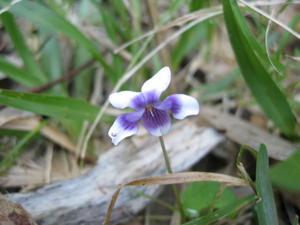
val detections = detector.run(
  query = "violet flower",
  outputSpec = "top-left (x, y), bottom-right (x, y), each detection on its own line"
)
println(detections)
top-left (108, 67), bottom-right (200, 145)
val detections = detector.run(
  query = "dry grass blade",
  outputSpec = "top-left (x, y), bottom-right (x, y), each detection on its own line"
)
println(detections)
top-left (0, 0), bottom-right (23, 15)
top-left (0, 107), bottom-right (33, 126)
top-left (2, 117), bottom-right (77, 154)
top-left (239, 0), bottom-right (300, 39)
top-left (125, 172), bottom-right (247, 186)
top-left (102, 172), bottom-right (247, 225)
top-left (114, 6), bottom-right (221, 53)
top-left (102, 188), bottom-right (121, 225)
top-left (114, 0), bottom-right (298, 53)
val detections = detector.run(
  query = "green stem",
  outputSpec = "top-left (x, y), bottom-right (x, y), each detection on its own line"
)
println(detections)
top-left (159, 136), bottom-right (173, 173)
top-left (159, 136), bottom-right (186, 222)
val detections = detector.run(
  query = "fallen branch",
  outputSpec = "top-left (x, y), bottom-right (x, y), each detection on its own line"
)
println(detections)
top-left (202, 107), bottom-right (297, 160)
top-left (7, 119), bottom-right (223, 225)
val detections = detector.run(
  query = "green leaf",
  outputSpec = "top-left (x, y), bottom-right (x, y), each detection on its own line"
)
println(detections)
top-left (270, 149), bottom-right (300, 191)
top-left (1, 0), bottom-right (115, 76)
top-left (182, 181), bottom-right (237, 218)
top-left (1, 12), bottom-right (47, 84)
top-left (0, 128), bottom-right (29, 137)
top-left (0, 56), bottom-right (39, 86)
top-left (222, 0), bottom-right (296, 137)
top-left (255, 144), bottom-right (279, 225)
top-left (182, 195), bottom-right (255, 225)
top-left (0, 121), bottom-right (45, 174)
top-left (0, 89), bottom-right (99, 121)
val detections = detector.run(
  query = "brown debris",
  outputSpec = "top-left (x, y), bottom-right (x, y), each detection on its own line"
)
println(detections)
top-left (0, 194), bottom-right (37, 225)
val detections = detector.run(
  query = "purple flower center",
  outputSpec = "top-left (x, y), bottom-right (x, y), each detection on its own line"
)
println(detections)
top-left (142, 105), bottom-right (169, 131)
top-left (145, 104), bottom-right (155, 116)
top-left (132, 91), bottom-right (159, 110)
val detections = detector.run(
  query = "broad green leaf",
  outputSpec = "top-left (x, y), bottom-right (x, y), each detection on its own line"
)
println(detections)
top-left (182, 181), bottom-right (237, 218)
top-left (0, 56), bottom-right (39, 86)
top-left (0, 121), bottom-right (45, 174)
top-left (1, 12), bottom-right (47, 84)
top-left (0, 0), bottom-right (115, 76)
top-left (223, 0), bottom-right (296, 137)
top-left (0, 89), bottom-right (99, 121)
top-left (255, 144), bottom-right (279, 225)
top-left (182, 195), bottom-right (255, 225)
top-left (270, 149), bottom-right (300, 191)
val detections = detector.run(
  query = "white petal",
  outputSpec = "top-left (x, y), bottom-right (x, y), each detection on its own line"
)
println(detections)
top-left (172, 94), bottom-right (200, 120)
top-left (158, 94), bottom-right (200, 120)
top-left (109, 91), bottom-right (141, 109)
top-left (141, 67), bottom-right (171, 97)
top-left (108, 112), bottom-right (143, 145)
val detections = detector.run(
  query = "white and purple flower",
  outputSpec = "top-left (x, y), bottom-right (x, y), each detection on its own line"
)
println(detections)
top-left (108, 67), bottom-right (200, 145)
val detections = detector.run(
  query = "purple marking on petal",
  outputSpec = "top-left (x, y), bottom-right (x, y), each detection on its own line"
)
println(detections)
top-left (108, 110), bottom-right (144, 145)
top-left (131, 91), bottom-right (160, 110)
top-left (131, 93), bottom-right (146, 110)
top-left (141, 107), bottom-right (171, 136)
top-left (156, 95), bottom-right (180, 113)
top-left (119, 111), bottom-right (144, 128)
top-left (157, 94), bottom-right (199, 120)
top-left (143, 91), bottom-right (159, 105)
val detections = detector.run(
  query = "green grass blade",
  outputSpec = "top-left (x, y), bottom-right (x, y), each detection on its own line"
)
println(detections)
top-left (2, 0), bottom-right (115, 76)
top-left (270, 149), bottom-right (300, 191)
top-left (73, 46), bottom-right (93, 100)
top-left (0, 56), bottom-right (40, 86)
top-left (255, 144), bottom-right (279, 225)
top-left (222, 0), bottom-right (296, 137)
top-left (40, 32), bottom-right (67, 95)
top-left (275, 13), bottom-right (300, 60)
top-left (171, 0), bottom-right (214, 69)
top-left (0, 89), bottom-right (99, 121)
top-left (0, 121), bottom-right (45, 174)
top-left (0, 129), bottom-right (29, 137)
top-left (182, 195), bottom-right (255, 225)
top-left (1, 12), bottom-right (47, 84)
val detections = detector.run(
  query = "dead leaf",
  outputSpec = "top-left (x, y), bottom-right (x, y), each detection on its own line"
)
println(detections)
top-left (0, 194), bottom-right (37, 225)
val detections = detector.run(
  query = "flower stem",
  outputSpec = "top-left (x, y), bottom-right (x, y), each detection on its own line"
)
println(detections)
top-left (158, 136), bottom-right (186, 222)
top-left (159, 136), bottom-right (173, 173)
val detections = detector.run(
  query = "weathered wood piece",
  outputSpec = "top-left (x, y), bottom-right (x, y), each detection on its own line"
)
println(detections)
top-left (7, 119), bottom-right (223, 225)
top-left (202, 107), bottom-right (297, 160)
